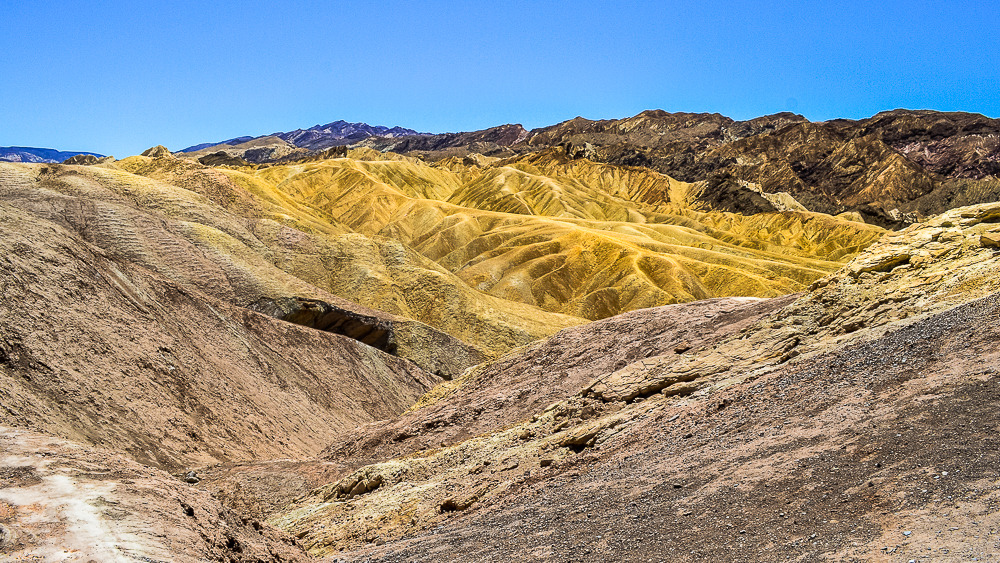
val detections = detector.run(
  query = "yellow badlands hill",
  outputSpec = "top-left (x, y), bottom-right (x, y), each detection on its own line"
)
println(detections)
top-left (2, 147), bottom-right (880, 355)
top-left (217, 148), bottom-right (883, 319)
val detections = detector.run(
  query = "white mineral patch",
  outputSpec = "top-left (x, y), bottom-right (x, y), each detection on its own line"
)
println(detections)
top-left (0, 427), bottom-right (162, 562)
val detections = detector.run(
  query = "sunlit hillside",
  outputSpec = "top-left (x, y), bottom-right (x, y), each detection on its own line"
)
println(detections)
top-left (214, 148), bottom-right (883, 320)
top-left (0, 147), bottom-right (883, 358)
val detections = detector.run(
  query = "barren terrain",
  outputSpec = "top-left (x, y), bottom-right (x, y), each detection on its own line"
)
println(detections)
top-left (0, 126), bottom-right (998, 561)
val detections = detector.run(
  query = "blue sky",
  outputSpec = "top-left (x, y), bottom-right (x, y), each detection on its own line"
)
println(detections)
top-left (1, 0), bottom-right (997, 157)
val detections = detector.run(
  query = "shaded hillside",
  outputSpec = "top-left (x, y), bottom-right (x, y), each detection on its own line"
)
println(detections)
top-left (0, 195), bottom-right (440, 469)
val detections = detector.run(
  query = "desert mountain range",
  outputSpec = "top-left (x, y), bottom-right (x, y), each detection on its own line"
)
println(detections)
top-left (0, 146), bottom-right (104, 164)
top-left (181, 109), bottom-right (1000, 228)
top-left (1, 109), bottom-right (999, 561)
top-left (180, 121), bottom-right (427, 154)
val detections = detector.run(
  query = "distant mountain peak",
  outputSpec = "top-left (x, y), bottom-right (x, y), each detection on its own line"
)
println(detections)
top-left (0, 146), bottom-right (104, 163)
top-left (180, 120), bottom-right (431, 154)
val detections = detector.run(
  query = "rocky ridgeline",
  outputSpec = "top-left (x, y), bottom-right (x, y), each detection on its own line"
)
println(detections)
top-left (587, 201), bottom-right (1000, 403)
top-left (345, 110), bottom-right (1000, 228)
top-left (175, 110), bottom-right (1000, 227)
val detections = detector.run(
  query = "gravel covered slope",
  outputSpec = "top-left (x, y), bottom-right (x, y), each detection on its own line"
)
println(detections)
top-left (269, 203), bottom-right (1000, 560)
top-left (328, 290), bottom-right (1000, 562)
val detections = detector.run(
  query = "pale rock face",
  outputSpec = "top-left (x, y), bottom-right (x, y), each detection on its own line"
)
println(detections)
top-left (0, 427), bottom-right (309, 562)
top-left (588, 202), bottom-right (1000, 404)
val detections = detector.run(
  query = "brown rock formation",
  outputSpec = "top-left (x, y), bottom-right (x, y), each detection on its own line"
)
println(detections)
top-left (355, 123), bottom-right (530, 159)
top-left (197, 151), bottom-right (252, 167)
top-left (140, 144), bottom-right (174, 158)
top-left (61, 153), bottom-right (115, 165)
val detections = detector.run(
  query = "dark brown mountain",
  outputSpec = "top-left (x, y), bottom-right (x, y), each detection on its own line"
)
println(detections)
top-left (265, 109), bottom-right (994, 228)
top-left (525, 110), bottom-right (806, 148)
top-left (852, 109), bottom-right (1000, 179)
top-left (354, 123), bottom-right (530, 158)
top-left (277, 121), bottom-right (427, 151)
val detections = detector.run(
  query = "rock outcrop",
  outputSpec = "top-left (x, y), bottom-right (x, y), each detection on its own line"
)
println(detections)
top-left (250, 296), bottom-right (487, 379)
top-left (197, 151), bottom-right (252, 167)
top-left (140, 144), bottom-right (174, 158)
top-left (61, 153), bottom-right (115, 165)
top-left (319, 296), bottom-right (796, 465)
top-left (179, 136), bottom-right (308, 163)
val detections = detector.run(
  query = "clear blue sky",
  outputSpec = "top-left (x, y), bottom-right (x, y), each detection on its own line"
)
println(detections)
top-left (2, 0), bottom-right (997, 157)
